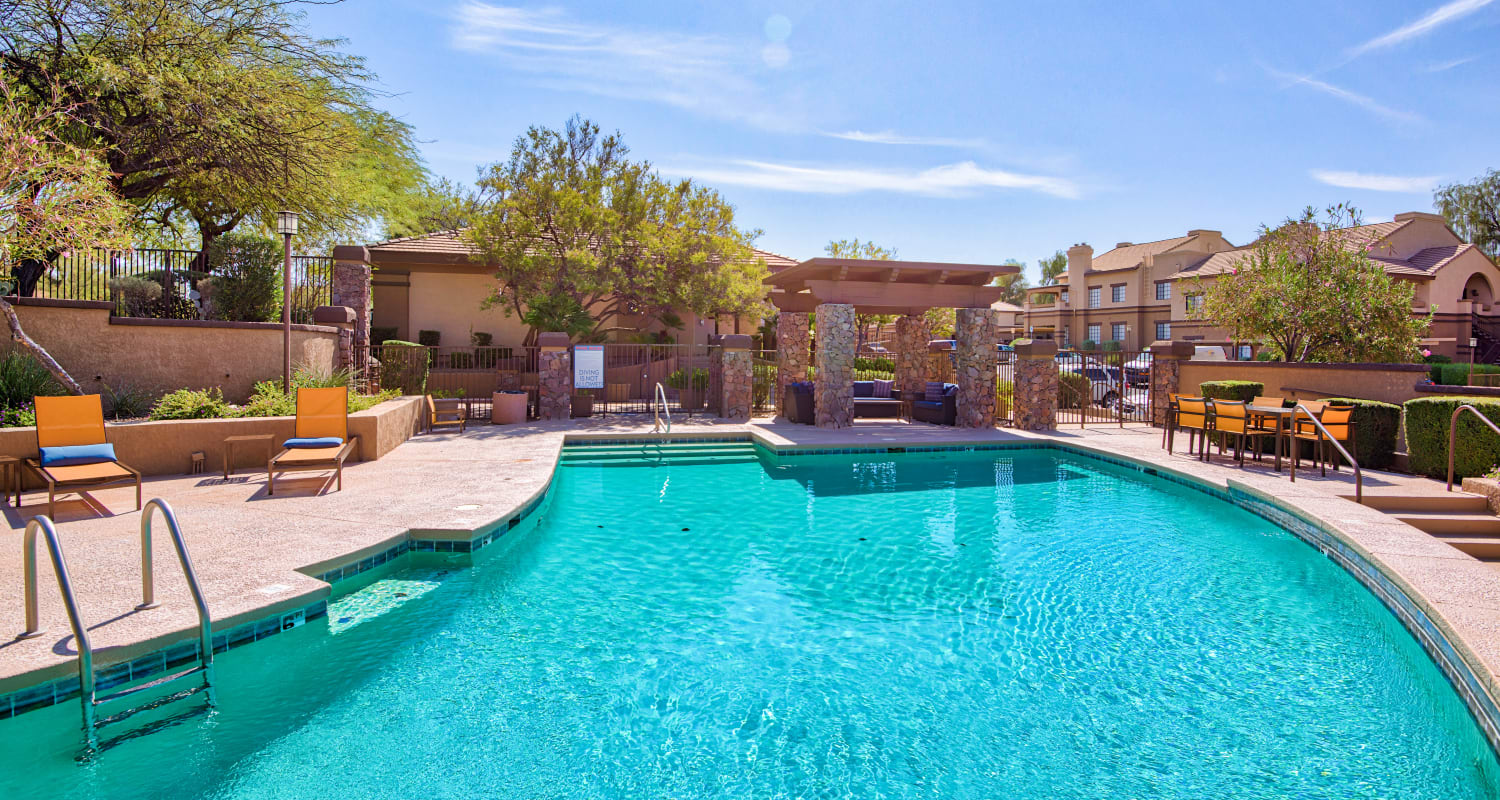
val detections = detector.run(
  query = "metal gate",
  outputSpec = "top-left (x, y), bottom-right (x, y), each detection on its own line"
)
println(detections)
top-left (1054, 349), bottom-right (1153, 427)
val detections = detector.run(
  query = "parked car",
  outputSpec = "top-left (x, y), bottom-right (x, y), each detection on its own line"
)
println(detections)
top-left (1078, 365), bottom-right (1135, 411)
top-left (1123, 353), bottom-right (1152, 386)
top-left (1191, 345), bottom-right (1227, 361)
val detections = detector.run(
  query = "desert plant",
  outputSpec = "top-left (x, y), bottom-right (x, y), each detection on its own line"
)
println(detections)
top-left (149, 387), bottom-right (230, 420)
top-left (418, 329), bottom-right (441, 347)
top-left (377, 340), bottom-right (430, 394)
top-left (102, 382), bottom-right (153, 419)
top-left (1058, 369), bottom-right (1090, 409)
top-left (471, 331), bottom-right (493, 347)
top-left (665, 368), bottom-right (710, 391)
top-left (1198, 380), bottom-right (1264, 404)
top-left (208, 233), bottom-right (283, 322)
top-left (0, 350), bottom-right (65, 408)
top-left (1404, 396), bottom-right (1500, 480)
top-left (1317, 397), bottom-right (1400, 470)
top-left (108, 275), bottom-right (164, 317)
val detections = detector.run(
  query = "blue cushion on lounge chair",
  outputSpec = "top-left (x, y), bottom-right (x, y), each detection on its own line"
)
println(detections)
top-left (283, 437), bottom-right (343, 449)
top-left (39, 443), bottom-right (116, 467)
top-left (913, 400), bottom-right (942, 410)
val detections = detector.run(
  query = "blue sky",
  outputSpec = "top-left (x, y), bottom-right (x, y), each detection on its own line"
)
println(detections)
top-left (307, 0), bottom-right (1499, 283)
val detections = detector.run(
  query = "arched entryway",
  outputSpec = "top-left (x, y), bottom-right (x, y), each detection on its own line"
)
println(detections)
top-left (1462, 272), bottom-right (1495, 309)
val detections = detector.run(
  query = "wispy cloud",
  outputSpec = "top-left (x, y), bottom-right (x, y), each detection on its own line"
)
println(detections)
top-left (1427, 55), bottom-right (1477, 71)
top-left (1349, 0), bottom-right (1494, 57)
top-left (1263, 66), bottom-right (1423, 125)
top-left (824, 130), bottom-right (986, 149)
top-left (660, 159), bottom-right (1080, 199)
top-left (450, 3), bottom-right (800, 131)
top-left (1311, 169), bottom-right (1440, 193)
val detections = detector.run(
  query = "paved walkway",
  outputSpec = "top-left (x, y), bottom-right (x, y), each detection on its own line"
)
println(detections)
top-left (2, 416), bottom-right (1497, 714)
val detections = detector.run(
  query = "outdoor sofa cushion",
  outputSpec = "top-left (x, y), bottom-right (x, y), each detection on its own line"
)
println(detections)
top-left (872, 379), bottom-right (894, 398)
top-left (39, 443), bottom-right (117, 467)
top-left (852, 381), bottom-right (874, 398)
top-left (284, 436), bottom-right (344, 449)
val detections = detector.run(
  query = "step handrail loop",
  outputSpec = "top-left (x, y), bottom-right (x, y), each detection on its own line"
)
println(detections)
top-left (1288, 403), bottom-right (1363, 504)
top-left (138, 498), bottom-right (216, 681)
top-left (1448, 405), bottom-right (1500, 492)
top-left (653, 382), bottom-right (672, 434)
top-left (19, 515), bottom-right (97, 731)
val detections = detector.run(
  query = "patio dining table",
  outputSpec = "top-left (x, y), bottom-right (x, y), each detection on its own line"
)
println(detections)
top-left (1245, 404), bottom-right (1311, 472)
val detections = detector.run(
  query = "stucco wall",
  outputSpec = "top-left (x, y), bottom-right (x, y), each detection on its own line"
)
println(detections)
top-left (1179, 360), bottom-right (1428, 406)
top-left (405, 272), bottom-right (528, 348)
top-left (7, 300), bottom-right (338, 403)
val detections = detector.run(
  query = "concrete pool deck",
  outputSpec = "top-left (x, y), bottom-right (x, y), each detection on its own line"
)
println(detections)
top-left (3, 416), bottom-right (1500, 735)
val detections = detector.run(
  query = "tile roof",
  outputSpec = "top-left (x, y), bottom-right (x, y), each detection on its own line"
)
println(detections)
top-left (1088, 234), bottom-right (1200, 272)
top-left (367, 229), bottom-right (799, 269)
top-left (1172, 231), bottom-right (1470, 281)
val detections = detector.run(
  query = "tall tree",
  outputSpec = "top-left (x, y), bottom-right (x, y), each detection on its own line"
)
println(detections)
top-left (991, 259), bottom-right (1030, 305)
top-left (1194, 205), bottom-right (1428, 363)
top-left (1038, 250), bottom-right (1068, 284)
top-left (382, 178), bottom-right (486, 241)
top-left (825, 238), bottom-right (896, 347)
top-left (1, 78), bottom-right (129, 391)
top-left (1435, 169), bottom-right (1500, 258)
top-left (1, 0), bottom-right (425, 252)
top-left (465, 117), bottom-right (768, 342)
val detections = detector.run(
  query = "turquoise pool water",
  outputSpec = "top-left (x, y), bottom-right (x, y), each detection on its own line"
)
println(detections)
top-left (1, 445), bottom-right (1497, 798)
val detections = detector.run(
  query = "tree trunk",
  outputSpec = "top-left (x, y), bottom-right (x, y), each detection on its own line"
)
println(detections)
top-left (0, 297), bottom-right (83, 394)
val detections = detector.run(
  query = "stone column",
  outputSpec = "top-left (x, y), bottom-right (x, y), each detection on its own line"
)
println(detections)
top-left (775, 312), bottom-right (811, 417)
top-left (814, 303), bottom-right (856, 429)
top-left (1013, 339), bottom-right (1059, 431)
top-left (331, 245), bottom-right (373, 356)
top-left (312, 305), bottom-right (356, 371)
top-left (1149, 340), bottom-right (1195, 426)
top-left (893, 314), bottom-right (930, 398)
top-left (719, 334), bottom-right (753, 422)
top-left (955, 307), bottom-right (1000, 428)
top-left (537, 332), bottom-right (572, 420)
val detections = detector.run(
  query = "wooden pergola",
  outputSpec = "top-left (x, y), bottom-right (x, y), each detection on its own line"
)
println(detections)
top-left (765, 258), bottom-right (1019, 430)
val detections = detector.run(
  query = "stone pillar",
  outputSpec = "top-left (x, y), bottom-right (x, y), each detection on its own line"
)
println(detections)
top-left (719, 334), bottom-right (753, 422)
top-left (537, 332), bottom-right (572, 420)
top-left (955, 307), bottom-right (1000, 428)
top-left (928, 339), bottom-right (956, 384)
top-left (1149, 340), bottom-right (1195, 426)
top-left (893, 314), bottom-right (930, 399)
top-left (1013, 339), bottom-right (1059, 431)
top-left (331, 245), bottom-right (373, 356)
top-left (775, 312), bottom-right (811, 417)
top-left (814, 303), bottom-right (856, 429)
top-left (312, 305), bottom-right (356, 371)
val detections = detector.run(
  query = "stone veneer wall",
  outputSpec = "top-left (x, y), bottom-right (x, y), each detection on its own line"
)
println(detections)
top-left (1148, 341), bottom-right (1194, 426)
top-left (775, 312), bottom-right (811, 416)
top-left (893, 314), bottom-right (930, 398)
top-left (928, 348), bottom-right (956, 384)
top-left (814, 303), bottom-right (856, 429)
top-left (954, 308), bottom-right (999, 428)
top-left (719, 335), bottom-right (753, 422)
top-left (331, 247), bottom-right (372, 353)
top-left (1013, 343), bottom-right (1059, 431)
top-left (537, 334), bottom-right (571, 420)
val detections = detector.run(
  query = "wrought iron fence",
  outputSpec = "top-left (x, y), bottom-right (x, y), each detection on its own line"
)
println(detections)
top-left (20, 247), bottom-right (333, 321)
top-left (997, 354), bottom-right (1016, 426)
top-left (751, 350), bottom-right (778, 413)
top-left (576, 343), bottom-right (715, 417)
top-left (1054, 349), bottom-right (1153, 427)
top-left (353, 343), bottom-right (541, 421)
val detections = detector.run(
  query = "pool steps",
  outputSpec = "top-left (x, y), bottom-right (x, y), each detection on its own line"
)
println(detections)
top-left (1346, 492), bottom-right (1500, 558)
top-left (559, 441), bottom-right (760, 467)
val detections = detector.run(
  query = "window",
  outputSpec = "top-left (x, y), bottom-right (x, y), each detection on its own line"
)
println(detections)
top-left (1155, 321), bottom-right (1171, 341)
top-left (1111, 323), bottom-right (1126, 342)
top-left (1237, 345), bottom-right (1253, 361)
top-left (1086, 323), bottom-right (1101, 343)
top-left (1111, 285), bottom-right (1126, 304)
top-left (1060, 290), bottom-right (1069, 305)
top-left (1088, 287), bottom-right (1101, 308)
top-left (1186, 293), bottom-right (1204, 314)
top-left (1155, 281), bottom-right (1171, 301)
top-left (1060, 329), bottom-right (1069, 347)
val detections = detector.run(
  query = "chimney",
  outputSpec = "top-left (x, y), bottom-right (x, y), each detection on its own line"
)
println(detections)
top-left (1394, 212), bottom-right (1446, 224)
top-left (1115, 241), bottom-right (1133, 249)
top-left (1067, 243), bottom-right (1094, 273)
top-left (1187, 229), bottom-right (1221, 238)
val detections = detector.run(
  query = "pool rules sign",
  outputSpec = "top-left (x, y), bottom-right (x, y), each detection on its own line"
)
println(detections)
top-left (573, 345), bottom-right (604, 390)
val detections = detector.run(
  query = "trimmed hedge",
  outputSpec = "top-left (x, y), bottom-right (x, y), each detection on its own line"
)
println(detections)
top-left (1198, 380), bottom-right (1263, 403)
top-left (1317, 397), bottom-right (1400, 470)
top-left (378, 340), bottom-right (431, 395)
top-left (1429, 362), bottom-right (1500, 386)
top-left (1404, 396), bottom-right (1500, 480)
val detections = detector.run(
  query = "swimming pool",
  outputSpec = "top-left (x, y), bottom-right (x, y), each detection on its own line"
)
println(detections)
top-left (1, 444), bottom-right (1496, 798)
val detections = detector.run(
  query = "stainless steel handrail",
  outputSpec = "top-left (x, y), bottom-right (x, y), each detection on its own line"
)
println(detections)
top-left (1289, 403), bottom-right (1362, 503)
top-left (137, 499), bottom-right (216, 693)
top-left (653, 382), bottom-right (671, 434)
top-left (19, 516), bottom-right (98, 731)
top-left (1448, 405), bottom-right (1500, 492)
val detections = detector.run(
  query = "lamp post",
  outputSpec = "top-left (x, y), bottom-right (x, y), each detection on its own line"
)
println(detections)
top-left (276, 211), bottom-right (299, 394)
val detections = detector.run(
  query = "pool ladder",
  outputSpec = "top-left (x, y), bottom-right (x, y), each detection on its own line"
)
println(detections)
top-left (653, 381), bottom-right (672, 434)
top-left (20, 498), bottom-right (216, 751)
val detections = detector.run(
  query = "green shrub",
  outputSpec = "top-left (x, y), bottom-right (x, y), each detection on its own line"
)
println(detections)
top-left (1317, 398), bottom-right (1401, 470)
top-left (1102, 340), bottom-right (1122, 352)
top-left (149, 388), bottom-right (230, 420)
top-left (854, 356), bottom-right (895, 373)
top-left (666, 368), bottom-right (710, 391)
top-left (236, 379), bottom-right (397, 418)
top-left (371, 326), bottom-right (398, 346)
top-left (418, 329), bottom-right (441, 347)
top-left (1423, 353), bottom-right (1453, 364)
top-left (1058, 370), bottom-right (1090, 409)
top-left (471, 331), bottom-right (493, 347)
top-left (108, 275), bottom-right (164, 317)
top-left (1198, 380), bottom-right (1264, 403)
top-left (208, 233), bottom-right (282, 322)
top-left (1430, 363), bottom-right (1500, 386)
top-left (376, 341), bottom-right (430, 394)
top-left (1079, 340), bottom-right (1097, 351)
top-left (102, 382), bottom-right (153, 419)
top-left (0, 351), bottom-right (65, 408)
top-left (448, 351), bottom-right (475, 369)
top-left (1404, 396), bottom-right (1500, 480)
top-left (0, 404), bottom-right (36, 427)
top-left (1255, 349), bottom-right (1279, 361)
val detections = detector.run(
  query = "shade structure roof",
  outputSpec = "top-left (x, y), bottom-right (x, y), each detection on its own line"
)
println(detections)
top-left (765, 258), bottom-right (1017, 314)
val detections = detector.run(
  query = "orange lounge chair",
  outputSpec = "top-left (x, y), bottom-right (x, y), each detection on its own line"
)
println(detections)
top-left (25, 394), bottom-right (142, 519)
top-left (425, 395), bottom-right (466, 434)
top-left (267, 387), bottom-right (359, 496)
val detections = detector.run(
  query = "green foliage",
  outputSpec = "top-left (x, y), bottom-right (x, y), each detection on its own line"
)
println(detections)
top-left (1197, 204), bottom-right (1428, 363)
top-left (1404, 397), bottom-right (1500, 480)
top-left (370, 327), bottom-right (398, 346)
top-left (1423, 353), bottom-right (1453, 364)
top-left (826, 240), bottom-right (898, 336)
top-left (519, 294), bottom-right (595, 341)
top-left (418, 330), bottom-right (441, 347)
top-left (1038, 251), bottom-right (1068, 285)
top-left (665, 368), bottom-right (710, 391)
top-left (236, 378), bottom-right (395, 418)
top-left (0, 351), bottom-right (64, 408)
top-left (1430, 363), bottom-right (1500, 386)
top-left (471, 331), bottom-right (493, 347)
top-left (448, 351), bottom-right (474, 369)
top-left (149, 388), bottom-right (230, 420)
top-left (1255, 349), bottom-right (1279, 361)
top-left (1058, 370), bottom-right (1090, 409)
top-left (102, 382), bottom-right (153, 419)
top-left (854, 356), bottom-right (895, 373)
top-left (0, 404), bottom-right (36, 428)
top-left (1102, 340), bottom-right (1122, 352)
top-left (1079, 340), bottom-right (1097, 351)
top-left (208, 233), bottom-right (282, 322)
top-left (1318, 398), bottom-right (1401, 470)
top-left (108, 276), bottom-right (163, 317)
top-left (1198, 381), bottom-right (1264, 403)
top-left (1435, 169), bottom-right (1500, 258)
top-left (377, 341), bottom-right (430, 395)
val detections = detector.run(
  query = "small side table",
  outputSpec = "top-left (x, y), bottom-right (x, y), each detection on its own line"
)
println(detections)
top-left (0, 455), bottom-right (19, 507)
top-left (224, 434), bottom-right (276, 479)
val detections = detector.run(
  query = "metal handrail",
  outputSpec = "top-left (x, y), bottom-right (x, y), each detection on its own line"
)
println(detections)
top-left (136, 499), bottom-right (216, 683)
top-left (653, 382), bottom-right (671, 434)
top-left (1288, 403), bottom-right (1363, 503)
top-left (1448, 405), bottom-right (1500, 491)
top-left (18, 516), bottom-right (98, 730)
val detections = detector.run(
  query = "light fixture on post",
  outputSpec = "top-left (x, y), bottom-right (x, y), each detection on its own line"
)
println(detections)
top-left (276, 211), bottom-right (299, 394)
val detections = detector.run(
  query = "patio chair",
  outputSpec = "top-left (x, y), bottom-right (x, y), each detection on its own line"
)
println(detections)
top-left (1206, 400), bottom-right (1260, 468)
top-left (1167, 396), bottom-right (1210, 461)
top-left (1292, 403), bottom-right (1357, 476)
top-left (1246, 396), bottom-right (1286, 461)
top-left (267, 387), bottom-right (359, 496)
top-left (425, 395), bottom-right (466, 434)
top-left (25, 394), bottom-right (142, 519)
top-left (1161, 392), bottom-right (1183, 449)
top-left (1290, 400), bottom-right (1328, 469)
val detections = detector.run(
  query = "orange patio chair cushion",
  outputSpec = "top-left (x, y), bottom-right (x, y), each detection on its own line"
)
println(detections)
top-left (295, 387), bottom-right (348, 441)
top-left (34, 395), bottom-right (108, 448)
